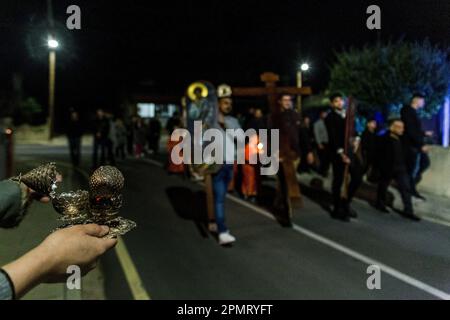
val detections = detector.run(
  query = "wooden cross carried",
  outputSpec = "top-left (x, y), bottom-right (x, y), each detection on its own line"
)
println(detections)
top-left (232, 72), bottom-right (312, 217)
top-left (231, 72), bottom-right (312, 113)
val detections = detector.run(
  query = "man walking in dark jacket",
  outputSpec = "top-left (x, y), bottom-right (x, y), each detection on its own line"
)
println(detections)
top-left (270, 94), bottom-right (314, 226)
top-left (325, 93), bottom-right (363, 221)
top-left (360, 118), bottom-right (377, 175)
top-left (376, 119), bottom-right (420, 221)
top-left (400, 93), bottom-right (430, 200)
top-left (67, 110), bottom-right (83, 167)
top-left (92, 108), bottom-right (109, 169)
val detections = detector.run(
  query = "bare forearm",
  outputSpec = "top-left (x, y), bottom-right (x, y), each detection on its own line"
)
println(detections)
top-left (2, 246), bottom-right (51, 299)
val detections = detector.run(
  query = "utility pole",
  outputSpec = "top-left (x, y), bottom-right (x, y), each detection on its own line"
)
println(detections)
top-left (296, 63), bottom-right (310, 114)
top-left (47, 0), bottom-right (56, 140)
top-left (296, 70), bottom-right (302, 113)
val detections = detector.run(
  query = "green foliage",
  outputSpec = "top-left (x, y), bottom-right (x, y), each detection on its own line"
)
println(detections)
top-left (20, 97), bottom-right (42, 114)
top-left (19, 97), bottom-right (43, 124)
top-left (329, 40), bottom-right (450, 118)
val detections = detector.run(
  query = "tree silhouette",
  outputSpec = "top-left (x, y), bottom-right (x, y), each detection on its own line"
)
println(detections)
top-left (329, 40), bottom-right (450, 119)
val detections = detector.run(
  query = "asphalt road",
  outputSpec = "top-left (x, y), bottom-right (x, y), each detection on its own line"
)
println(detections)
top-left (13, 145), bottom-right (450, 300)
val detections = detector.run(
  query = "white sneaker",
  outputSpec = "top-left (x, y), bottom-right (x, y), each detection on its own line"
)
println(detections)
top-left (218, 232), bottom-right (236, 245)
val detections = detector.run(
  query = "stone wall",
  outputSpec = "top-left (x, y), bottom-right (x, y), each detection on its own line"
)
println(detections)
top-left (418, 146), bottom-right (450, 198)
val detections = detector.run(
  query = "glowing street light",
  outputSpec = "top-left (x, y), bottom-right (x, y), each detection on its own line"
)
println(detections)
top-left (300, 63), bottom-right (310, 72)
top-left (296, 62), bottom-right (310, 112)
top-left (47, 38), bottom-right (59, 49)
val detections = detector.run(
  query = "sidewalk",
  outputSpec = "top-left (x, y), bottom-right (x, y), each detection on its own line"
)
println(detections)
top-left (15, 134), bottom-right (94, 147)
top-left (297, 171), bottom-right (450, 226)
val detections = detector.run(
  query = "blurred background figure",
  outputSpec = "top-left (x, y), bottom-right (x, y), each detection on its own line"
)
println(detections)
top-left (243, 107), bottom-right (256, 129)
top-left (148, 113), bottom-right (162, 155)
top-left (313, 110), bottom-right (330, 177)
top-left (92, 108), bottom-right (109, 169)
top-left (134, 117), bottom-right (146, 158)
top-left (126, 116), bottom-right (137, 156)
top-left (298, 116), bottom-right (315, 174)
top-left (165, 111), bottom-right (182, 137)
top-left (105, 111), bottom-right (116, 166)
top-left (361, 118), bottom-right (378, 180)
top-left (115, 118), bottom-right (127, 161)
top-left (166, 112), bottom-right (185, 175)
top-left (246, 108), bottom-right (266, 132)
top-left (66, 109), bottom-right (83, 167)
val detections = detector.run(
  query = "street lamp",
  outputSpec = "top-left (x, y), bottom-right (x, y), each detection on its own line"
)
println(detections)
top-left (296, 62), bottom-right (310, 112)
top-left (47, 38), bottom-right (59, 49)
top-left (47, 36), bottom-right (58, 140)
top-left (300, 63), bottom-right (310, 72)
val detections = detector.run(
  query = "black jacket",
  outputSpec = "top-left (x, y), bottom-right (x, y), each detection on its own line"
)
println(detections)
top-left (376, 132), bottom-right (407, 178)
top-left (247, 117), bottom-right (267, 133)
top-left (324, 110), bottom-right (346, 158)
top-left (299, 125), bottom-right (313, 157)
top-left (400, 105), bottom-right (424, 151)
top-left (67, 119), bottom-right (83, 138)
top-left (94, 117), bottom-right (110, 141)
top-left (270, 109), bottom-right (301, 158)
top-left (361, 129), bottom-right (377, 166)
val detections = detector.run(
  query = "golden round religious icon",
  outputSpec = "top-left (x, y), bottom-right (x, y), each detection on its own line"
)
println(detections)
top-left (187, 81), bottom-right (209, 101)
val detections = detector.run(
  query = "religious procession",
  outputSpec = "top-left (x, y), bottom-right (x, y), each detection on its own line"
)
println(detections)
top-left (1, 0), bottom-right (449, 305)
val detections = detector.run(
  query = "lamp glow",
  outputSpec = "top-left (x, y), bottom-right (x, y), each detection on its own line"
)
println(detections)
top-left (48, 38), bottom-right (59, 49)
top-left (300, 63), bottom-right (310, 71)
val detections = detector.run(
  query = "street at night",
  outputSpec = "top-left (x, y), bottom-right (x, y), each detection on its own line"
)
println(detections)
top-left (1, 0), bottom-right (450, 309)
top-left (5, 144), bottom-right (449, 300)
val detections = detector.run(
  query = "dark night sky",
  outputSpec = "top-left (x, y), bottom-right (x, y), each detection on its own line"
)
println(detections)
top-left (1, 0), bottom-right (449, 118)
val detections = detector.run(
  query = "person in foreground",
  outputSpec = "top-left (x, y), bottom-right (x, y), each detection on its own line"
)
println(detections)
top-left (0, 178), bottom-right (117, 300)
top-left (1, 224), bottom-right (117, 300)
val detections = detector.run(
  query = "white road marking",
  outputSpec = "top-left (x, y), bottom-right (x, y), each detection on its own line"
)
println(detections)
top-left (226, 193), bottom-right (450, 300)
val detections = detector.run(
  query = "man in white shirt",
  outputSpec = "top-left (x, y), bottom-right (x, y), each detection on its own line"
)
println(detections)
top-left (211, 86), bottom-right (241, 245)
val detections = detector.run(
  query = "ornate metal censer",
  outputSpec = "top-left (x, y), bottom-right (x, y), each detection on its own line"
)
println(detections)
top-left (13, 163), bottom-right (136, 238)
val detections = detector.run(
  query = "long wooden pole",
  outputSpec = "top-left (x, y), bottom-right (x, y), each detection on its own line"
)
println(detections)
top-left (296, 70), bottom-right (302, 113)
top-left (341, 97), bottom-right (355, 199)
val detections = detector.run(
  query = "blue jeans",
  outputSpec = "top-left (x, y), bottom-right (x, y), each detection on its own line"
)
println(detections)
top-left (212, 164), bottom-right (234, 233)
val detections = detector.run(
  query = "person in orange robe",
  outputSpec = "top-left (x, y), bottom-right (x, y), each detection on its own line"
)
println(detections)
top-left (166, 137), bottom-right (185, 174)
top-left (166, 114), bottom-right (185, 175)
top-left (241, 134), bottom-right (260, 202)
